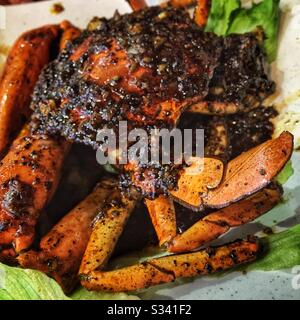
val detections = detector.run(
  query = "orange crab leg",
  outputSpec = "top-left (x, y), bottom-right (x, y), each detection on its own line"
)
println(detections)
top-left (81, 231), bottom-right (258, 292)
top-left (145, 195), bottom-right (177, 246)
top-left (0, 24), bottom-right (60, 156)
top-left (59, 21), bottom-right (81, 50)
top-left (0, 126), bottom-right (70, 262)
top-left (148, 239), bottom-right (258, 280)
top-left (194, 0), bottom-right (210, 27)
top-left (80, 186), bottom-right (258, 292)
top-left (168, 0), bottom-right (196, 7)
top-left (127, 0), bottom-right (148, 11)
top-left (18, 179), bottom-right (117, 293)
top-left (83, 263), bottom-right (174, 293)
top-left (0, 23), bottom-right (80, 262)
top-left (169, 185), bottom-right (282, 253)
top-left (80, 190), bottom-right (137, 276)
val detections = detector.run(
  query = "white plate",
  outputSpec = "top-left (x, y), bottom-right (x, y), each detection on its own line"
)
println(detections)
top-left (0, 0), bottom-right (300, 300)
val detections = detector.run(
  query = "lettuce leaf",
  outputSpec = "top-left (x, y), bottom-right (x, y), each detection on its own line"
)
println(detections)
top-left (0, 264), bottom-right (68, 300)
top-left (0, 263), bottom-right (138, 300)
top-left (276, 160), bottom-right (294, 185)
top-left (205, 0), bottom-right (280, 62)
top-left (246, 224), bottom-right (300, 271)
top-left (205, 0), bottom-right (240, 36)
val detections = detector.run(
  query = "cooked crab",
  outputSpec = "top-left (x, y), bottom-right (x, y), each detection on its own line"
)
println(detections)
top-left (0, 0), bottom-right (294, 293)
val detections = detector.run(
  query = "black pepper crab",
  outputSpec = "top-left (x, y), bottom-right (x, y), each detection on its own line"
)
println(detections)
top-left (0, 1), bottom-right (293, 293)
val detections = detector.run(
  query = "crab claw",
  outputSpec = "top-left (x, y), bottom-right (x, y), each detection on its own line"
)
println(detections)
top-left (203, 131), bottom-right (293, 209)
top-left (0, 24), bottom-right (60, 156)
top-left (171, 132), bottom-right (293, 211)
top-left (170, 157), bottom-right (224, 210)
top-left (0, 127), bottom-right (70, 262)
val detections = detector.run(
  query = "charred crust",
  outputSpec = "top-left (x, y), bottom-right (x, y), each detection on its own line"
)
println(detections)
top-left (31, 6), bottom-right (274, 152)
top-left (2, 178), bottom-right (34, 218)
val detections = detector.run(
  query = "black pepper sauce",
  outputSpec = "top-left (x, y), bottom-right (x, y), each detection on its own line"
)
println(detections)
top-left (31, 7), bottom-right (221, 145)
top-left (226, 107), bottom-right (278, 160)
top-left (205, 33), bottom-right (275, 112)
top-left (178, 106), bottom-right (278, 161)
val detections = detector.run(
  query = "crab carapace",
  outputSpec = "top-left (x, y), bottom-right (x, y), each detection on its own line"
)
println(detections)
top-left (29, 5), bottom-right (275, 196)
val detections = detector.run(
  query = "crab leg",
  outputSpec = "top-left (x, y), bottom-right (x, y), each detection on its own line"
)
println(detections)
top-left (80, 190), bottom-right (138, 276)
top-left (169, 0), bottom-right (196, 7)
top-left (127, 0), bottom-right (148, 11)
top-left (80, 207), bottom-right (258, 293)
top-left (59, 21), bottom-right (81, 50)
top-left (171, 132), bottom-right (293, 211)
top-left (147, 239), bottom-right (258, 282)
top-left (145, 183), bottom-right (281, 253)
top-left (0, 23), bottom-right (80, 262)
top-left (145, 195), bottom-right (177, 246)
top-left (0, 24), bottom-right (60, 156)
top-left (194, 0), bottom-right (210, 27)
top-left (128, 0), bottom-right (210, 28)
top-left (18, 179), bottom-right (117, 293)
top-left (169, 185), bottom-right (282, 253)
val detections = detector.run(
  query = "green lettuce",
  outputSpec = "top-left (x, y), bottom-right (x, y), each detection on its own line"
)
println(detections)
top-left (276, 160), bottom-right (294, 185)
top-left (246, 224), bottom-right (300, 271)
top-left (205, 0), bottom-right (240, 36)
top-left (0, 263), bottom-right (138, 300)
top-left (205, 0), bottom-right (280, 62)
